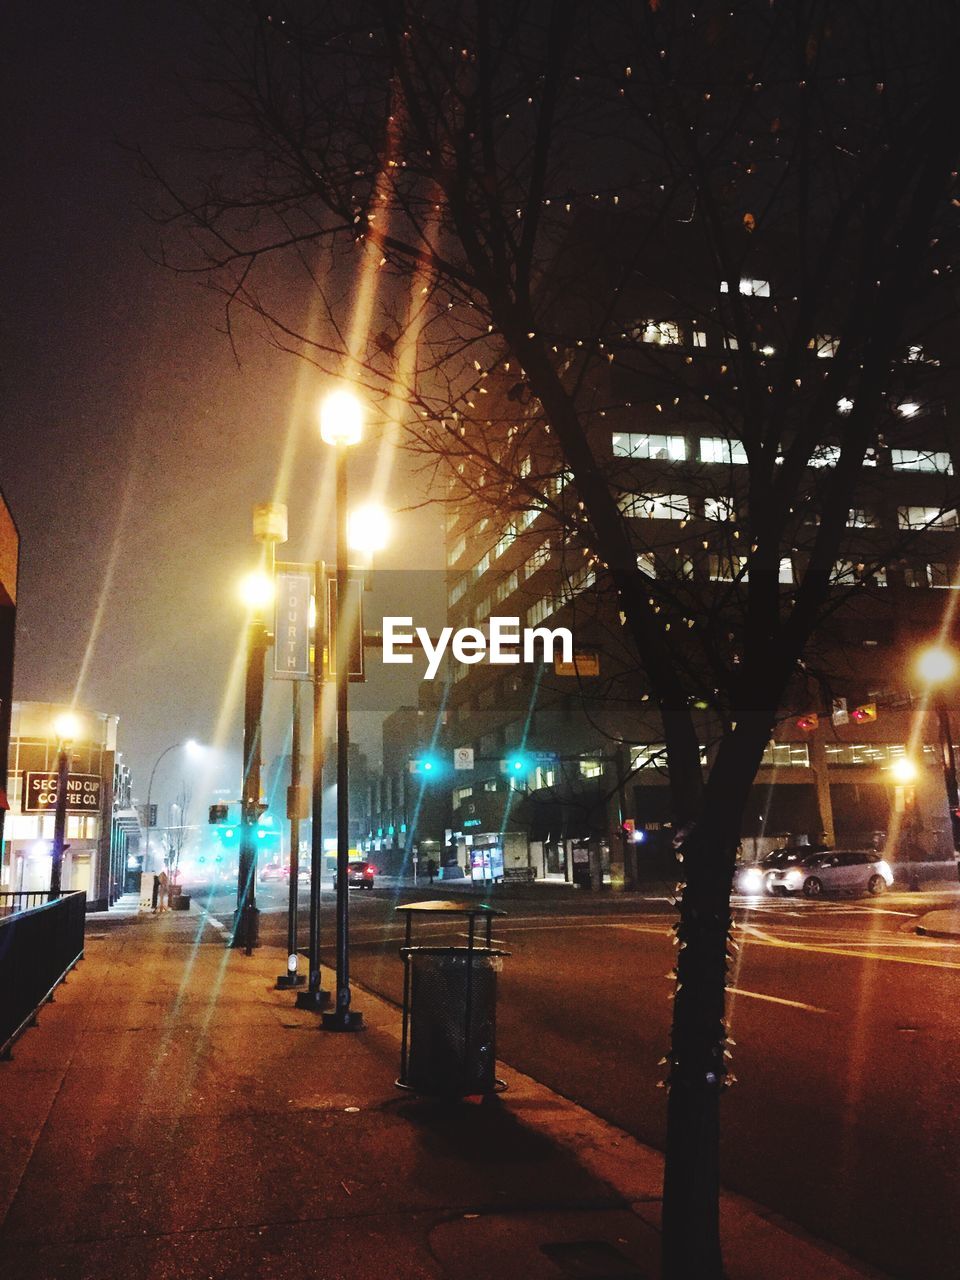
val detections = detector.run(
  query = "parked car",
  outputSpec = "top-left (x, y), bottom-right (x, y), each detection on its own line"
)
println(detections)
top-left (765, 849), bottom-right (894, 898)
top-left (334, 860), bottom-right (377, 890)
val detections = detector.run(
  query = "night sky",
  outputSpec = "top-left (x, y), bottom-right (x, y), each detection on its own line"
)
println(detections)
top-left (0, 1), bottom-right (445, 819)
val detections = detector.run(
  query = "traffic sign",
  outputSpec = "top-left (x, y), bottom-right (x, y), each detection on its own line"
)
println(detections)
top-left (454, 746), bottom-right (474, 771)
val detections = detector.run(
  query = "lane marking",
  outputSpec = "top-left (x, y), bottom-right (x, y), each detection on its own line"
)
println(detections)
top-left (728, 987), bottom-right (828, 1014)
top-left (733, 923), bottom-right (960, 971)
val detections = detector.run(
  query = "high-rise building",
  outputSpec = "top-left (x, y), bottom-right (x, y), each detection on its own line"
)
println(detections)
top-left (439, 227), bottom-right (960, 886)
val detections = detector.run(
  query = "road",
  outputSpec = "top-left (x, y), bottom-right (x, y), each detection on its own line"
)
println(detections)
top-left (193, 878), bottom-right (960, 1278)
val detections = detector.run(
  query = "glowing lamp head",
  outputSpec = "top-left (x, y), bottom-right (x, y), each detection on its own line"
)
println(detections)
top-left (319, 388), bottom-right (363, 446)
top-left (916, 645), bottom-right (958, 688)
top-left (54, 712), bottom-right (81, 743)
top-left (890, 757), bottom-right (919, 785)
top-left (239, 570), bottom-right (275, 611)
top-left (348, 504), bottom-right (390, 554)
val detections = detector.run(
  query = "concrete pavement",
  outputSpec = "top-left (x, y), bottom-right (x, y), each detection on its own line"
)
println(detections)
top-left (0, 905), bottom-right (885, 1279)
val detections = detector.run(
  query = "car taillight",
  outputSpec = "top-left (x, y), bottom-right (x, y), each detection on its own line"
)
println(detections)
top-left (365, 865), bottom-right (376, 876)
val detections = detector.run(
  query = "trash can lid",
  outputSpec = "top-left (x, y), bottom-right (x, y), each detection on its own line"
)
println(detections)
top-left (395, 900), bottom-right (506, 917)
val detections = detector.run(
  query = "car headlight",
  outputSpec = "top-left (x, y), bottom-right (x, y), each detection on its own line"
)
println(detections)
top-left (740, 868), bottom-right (763, 892)
top-left (877, 860), bottom-right (893, 881)
top-left (785, 869), bottom-right (803, 887)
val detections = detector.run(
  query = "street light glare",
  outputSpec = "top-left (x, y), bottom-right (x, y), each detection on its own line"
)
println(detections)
top-left (916, 645), bottom-right (958, 687)
top-left (239, 570), bottom-right (275, 610)
top-left (319, 387), bottom-right (364, 446)
top-left (348, 503), bottom-right (390, 553)
top-left (53, 712), bottom-right (81, 742)
top-left (890, 757), bottom-right (919, 784)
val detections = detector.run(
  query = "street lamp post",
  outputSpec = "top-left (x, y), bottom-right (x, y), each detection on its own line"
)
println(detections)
top-left (296, 560), bottom-right (332, 1010)
top-left (319, 388), bottom-right (364, 1032)
top-left (49, 712), bottom-right (80, 899)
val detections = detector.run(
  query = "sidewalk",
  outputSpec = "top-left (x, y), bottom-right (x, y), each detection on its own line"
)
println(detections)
top-left (0, 908), bottom-right (884, 1280)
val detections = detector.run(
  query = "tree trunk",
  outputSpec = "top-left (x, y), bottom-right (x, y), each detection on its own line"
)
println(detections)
top-left (661, 738), bottom-right (765, 1278)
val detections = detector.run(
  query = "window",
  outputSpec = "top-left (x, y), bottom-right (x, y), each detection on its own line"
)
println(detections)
top-left (448, 575), bottom-right (469, 607)
top-left (721, 278), bottom-right (771, 297)
top-left (611, 433), bottom-right (687, 461)
top-left (906, 562), bottom-right (957, 588)
top-left (493, 526), bottom-right (517, 560)
top-left (637, 552), bottom-right (656, 577)
top-left (700, 437), bottom-right (748, 465)
top-left (631, 743), bottom-right (668, 770)
top-left (454, 786), bottom-right (473, 805)
top-left (620, 492), bottom-right (691, 520)
top-left (448, 534), bottom-right (467, 564)
top-left (579, 759), bottom-right (603, 779)
top-left (708, 554), bottom-right (747, 581)
top-left (519, 455), bottom-right (532, 478)
top-left (703, 496), bottom-right (735, 522)
top-left (848, 508), bottom-right (878, 528)
top-left (532, 766), bottom-right (555, 789)
top-left (632, 319), bottom-right (681, 345)
top-left (631, 742), bottom-right (707, 769)
top-left (692, 330), bottom-right (707, 348)
top-left (779, 557), bottom-right (794, 585)
top-left (809, 444), bottom-right (841, 468)
top-left (523, 541), bottom-right (550, 579)
top-left (527, 596), bottom-right (559, 628)
top-left (760, 742), bottom-right (810, 767)
top-left (483, 777), bottom-right (499, 792)
top-left (897, 506), bottom-right (958, 531)
top-left (832, 561), bottom-right (886, 586)
top-left (493, 571), bottom-right (519, 605)
top-left (808, 335), bottom-right (839, 358)
top-left (891, 449), bottom-right (953, 474)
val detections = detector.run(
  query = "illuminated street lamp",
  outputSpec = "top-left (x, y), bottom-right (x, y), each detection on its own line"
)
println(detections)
top-left (319, 385), bottom-right (365, 1032)
top-left (915, 643), bottom-right (960, 859)
top-left (232, 505), bottom-right (286, 953)
top-left (49, 712), bottom-right (81, 898)
top-left (347, 503), bottom-right (391, 556)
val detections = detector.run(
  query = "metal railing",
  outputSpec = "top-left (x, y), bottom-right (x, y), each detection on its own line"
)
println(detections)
top-left (0, 890), bottom-right (53, 918)
top-left (0, 891), bottom-right (86, 1057)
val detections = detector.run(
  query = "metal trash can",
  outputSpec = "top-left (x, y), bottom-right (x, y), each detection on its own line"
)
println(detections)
top-left (396, 902), bottom-right (508, 1097)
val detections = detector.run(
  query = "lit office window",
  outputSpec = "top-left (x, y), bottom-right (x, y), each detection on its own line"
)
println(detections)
top-left (611, 433), bottom-right (687, 461)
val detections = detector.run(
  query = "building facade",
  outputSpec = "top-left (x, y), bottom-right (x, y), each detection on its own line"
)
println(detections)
top-left (0, 490), bottom-right (18, 853)
top-left (2, 702), bottom-right (132, 910)
top-left (437, 243), bottom-right (960, 885)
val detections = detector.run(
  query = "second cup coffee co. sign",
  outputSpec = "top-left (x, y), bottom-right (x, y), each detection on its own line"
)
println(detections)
top-left (24, 772), bottom-right (102, 814)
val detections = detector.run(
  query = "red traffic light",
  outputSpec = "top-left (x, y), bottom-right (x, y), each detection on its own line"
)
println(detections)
top-left (796, 713), bottom-right (819, 731)
top-left (851, 703), bottom-right (877, 723)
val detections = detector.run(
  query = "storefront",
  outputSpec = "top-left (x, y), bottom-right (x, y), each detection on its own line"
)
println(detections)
top-left (2, 702), bottom-right (123, 910)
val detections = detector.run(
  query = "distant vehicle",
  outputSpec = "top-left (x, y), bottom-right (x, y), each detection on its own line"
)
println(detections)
top-left (259, 862), bottom-right (286, 883)
top-left (733, 847), bottom-right (811, 895)
top-left (765, 849), bottom-right (894, 898)
top-left (335, 860), bottom-right (377, 890)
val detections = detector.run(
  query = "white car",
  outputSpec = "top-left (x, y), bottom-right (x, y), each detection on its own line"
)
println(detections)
top-left (765, 849), bottom-right (894, 898)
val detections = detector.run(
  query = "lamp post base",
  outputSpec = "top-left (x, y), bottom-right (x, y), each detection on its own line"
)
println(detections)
top-left (276, 973), bottom-right (306, 989)
top-left (229, 905), bottom-right (261, 950)
top-left (295, 987), bottom-right (332, 1011)
top-left (321, 1008), bottom-right (363, 1032)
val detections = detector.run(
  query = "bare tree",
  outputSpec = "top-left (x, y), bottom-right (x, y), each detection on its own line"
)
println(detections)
top-left (165, 780), bottom-right (193, 889)
top-left (147, 4), bottom-right (960, 1272)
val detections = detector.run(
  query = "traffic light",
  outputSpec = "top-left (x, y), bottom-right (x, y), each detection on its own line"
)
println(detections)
top-left (796, 713), bottom-right (819, 731)
top-left (851, 703), bottom-right (877, 723)
top-left (409, 754), bottom-right (443, 776)
top-left (501, 752), bottom-right (530, 776)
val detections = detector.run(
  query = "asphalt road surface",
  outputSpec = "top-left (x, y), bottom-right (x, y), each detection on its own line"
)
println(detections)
top-left (195, 879), bottom-right (960, 1278)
